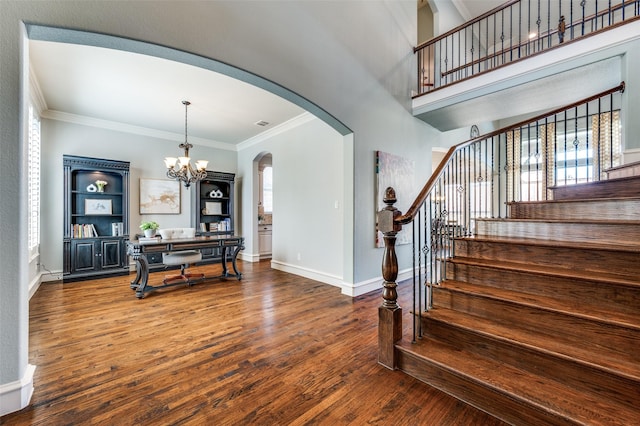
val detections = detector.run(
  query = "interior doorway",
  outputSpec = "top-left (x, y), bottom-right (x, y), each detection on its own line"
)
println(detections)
top-left (256, 153), bottom-right (272, 259)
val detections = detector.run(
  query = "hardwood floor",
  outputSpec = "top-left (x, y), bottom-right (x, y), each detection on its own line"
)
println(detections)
top-left (1, 260), bottom-right (505, 425)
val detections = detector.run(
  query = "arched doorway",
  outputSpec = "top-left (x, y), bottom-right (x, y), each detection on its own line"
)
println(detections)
top-left (255, 153), bottom-right (272, 260)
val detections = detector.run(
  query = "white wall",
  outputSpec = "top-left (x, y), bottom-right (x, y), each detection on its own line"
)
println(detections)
top-left (428, 0), bottom-right (465, 36)
top-left (238, 115), bottom-right (346, 289)
top-left (622, 39), bottom-right (640, 160)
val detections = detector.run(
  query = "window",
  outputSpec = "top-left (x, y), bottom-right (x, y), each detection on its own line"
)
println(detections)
top-left (28, 105), bottom-right (41, 257)
top-left (510, 111), bottom-right (621, 202)
top-left (262, 166), bottom-right (272, 213)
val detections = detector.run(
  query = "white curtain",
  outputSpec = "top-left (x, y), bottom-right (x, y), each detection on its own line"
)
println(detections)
top-left (506, 130), bottom-right (521, 202)
top-left (592, 111), bottom-right (621, 179)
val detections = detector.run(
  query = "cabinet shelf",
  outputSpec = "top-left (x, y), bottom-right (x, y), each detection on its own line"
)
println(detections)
top-left (71, 191), bottom-right (124, 196)
top-left (71, 214), bottom-right (123, 217)
top-left (68, 235), bottom-right (129, 240)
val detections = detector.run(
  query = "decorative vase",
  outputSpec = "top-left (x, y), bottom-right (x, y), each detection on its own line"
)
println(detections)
top-left (144, 229), bottom-right (156, 238)
top-left (95, 180), bottom-right (107, 192)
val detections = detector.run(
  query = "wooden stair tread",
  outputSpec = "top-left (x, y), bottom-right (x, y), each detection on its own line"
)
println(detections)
top-left (423, 307), bottom-right (640, 382)
top-left (442, 279), bottom-right (640, 332)
top-left (449, 256), bottom-right (640, 288)
top-left (396, 336), bottom-right (640, 425)
top-left (506, 196), bottom-right (640, 204)
top-left (475, 217), bottom-right (640, 225)
top-left (457, 234), bottom-right (640, 253)
top-left (548, 174), bottom-right (640, 189)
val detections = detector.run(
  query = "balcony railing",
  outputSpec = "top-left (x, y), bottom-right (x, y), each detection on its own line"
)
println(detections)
top-left (415, 0), bottom-right (640, 95)
top-left (377, 82), bottom-right (624, 362)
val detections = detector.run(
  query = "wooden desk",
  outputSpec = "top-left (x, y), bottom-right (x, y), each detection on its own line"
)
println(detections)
top-left (127, 235), bottom-right (244, 298)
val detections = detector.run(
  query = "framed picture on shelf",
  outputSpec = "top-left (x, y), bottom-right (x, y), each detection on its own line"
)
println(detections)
top-left (85, 199), bottom-right (112, 215)
top-left (204, 201), bottom-right (222, 215)
top-left (139, 178), bottom-right (181, 214)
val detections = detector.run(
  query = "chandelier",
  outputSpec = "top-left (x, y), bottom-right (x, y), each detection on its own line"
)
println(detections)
top-left (164, 100), bottom-right (208, 188)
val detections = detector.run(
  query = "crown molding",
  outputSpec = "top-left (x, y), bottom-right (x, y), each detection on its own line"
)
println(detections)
top-left (236, 112), bottom-right (316, 151)
top-left (29, 66), bottom-right (48, 115)
top-left (41, 110), bottom-right (236, 151)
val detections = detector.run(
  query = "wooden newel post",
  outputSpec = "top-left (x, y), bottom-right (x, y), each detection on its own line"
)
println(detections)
top-left (377, 187), bottom-right (403, 369)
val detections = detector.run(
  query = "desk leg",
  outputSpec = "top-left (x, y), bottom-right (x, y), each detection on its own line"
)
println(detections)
top-left (130, 261), bottom-right (142, 288)
top-left (221, 246), bottom-right (229, 276)
top-left (133, 255), bottom-right (150, 299)
top-left (231, 244), bottom-right (242, 280)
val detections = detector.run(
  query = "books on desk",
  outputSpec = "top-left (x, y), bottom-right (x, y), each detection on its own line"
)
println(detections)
top-left (138, 236), bottom-right (161, 243)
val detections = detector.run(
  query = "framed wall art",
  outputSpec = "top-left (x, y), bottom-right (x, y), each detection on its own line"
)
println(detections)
top-left (375, 150), bottom-right (415, 248)
top-left (85, 199), bottom-right (112, 215)
top-left (139, 178), bottom-right (181, 214)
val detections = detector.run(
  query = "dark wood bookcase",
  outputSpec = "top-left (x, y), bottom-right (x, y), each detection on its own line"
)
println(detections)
top-left (191, 171), bottom-right (236, 264)
top-left (63, 155), bottom-right (130, 282)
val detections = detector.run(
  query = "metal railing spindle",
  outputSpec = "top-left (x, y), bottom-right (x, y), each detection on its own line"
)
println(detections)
top-left (414, 0), bottom-right (637, 94)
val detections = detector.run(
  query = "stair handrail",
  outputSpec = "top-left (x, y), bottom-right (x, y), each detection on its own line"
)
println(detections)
top-left (397, 81), bottom-right (625, 226)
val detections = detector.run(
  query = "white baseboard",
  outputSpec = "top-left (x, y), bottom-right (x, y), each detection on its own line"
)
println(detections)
top-left (39, 270), bottom-right (63, 283)
top-left (28, 275), bottom-right (41, 300)
top-left (343, 268), bottom-right (413, 297)
top-left (270, 260), bottom-right (344, 289)
top-left (0, 364), bottom-right (36, 417)
top-left (270, 261), bottom-right (413, 298)
top-left (239, 252), bottom-right (260, 262)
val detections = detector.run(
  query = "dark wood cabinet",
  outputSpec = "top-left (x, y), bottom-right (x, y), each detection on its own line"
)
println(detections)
top-left (191, 171), bottom-right (235, 264)
top-left (63, 155), bottom-right (130, 282)
top-left (192, 171), bottom-right (235, 235)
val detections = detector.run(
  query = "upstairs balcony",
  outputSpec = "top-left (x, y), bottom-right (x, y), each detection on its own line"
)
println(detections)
top-left (414, 0), bottom-right (640, 131)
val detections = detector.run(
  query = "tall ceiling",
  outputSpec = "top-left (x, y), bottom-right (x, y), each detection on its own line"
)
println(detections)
top-left (28, 1), bottom-right (507, 148)
top-left (29, 39), bottom-right (306, 149)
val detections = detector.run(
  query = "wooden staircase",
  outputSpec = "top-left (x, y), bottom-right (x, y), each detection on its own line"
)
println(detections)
top-left (394, 176), bottom-right (640, 425)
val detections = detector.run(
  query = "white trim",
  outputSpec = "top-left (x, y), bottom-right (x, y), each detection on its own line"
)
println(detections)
top-left (270, 260), bottom-right (344, 289)
top-left (29, 66), bottom-right (47, 114)
top-left (40, 270), bottom-right (63, 283)
top-left (239, 252), bottom-right (261, 263)
top-left (0, 364), bottom-right (36, 417)
top-left (270, 262), bottom-right (413, 298)
top-left (41, 110), bottom-right (236, 151)
top-left (41, 109), bottom-right (316, 153)
top-left (237, 112), bottom-right (315, 151)
top-left (342, 268), bottom-right (413, 297)
top-left (28, 273), bottom-right (42, 300)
